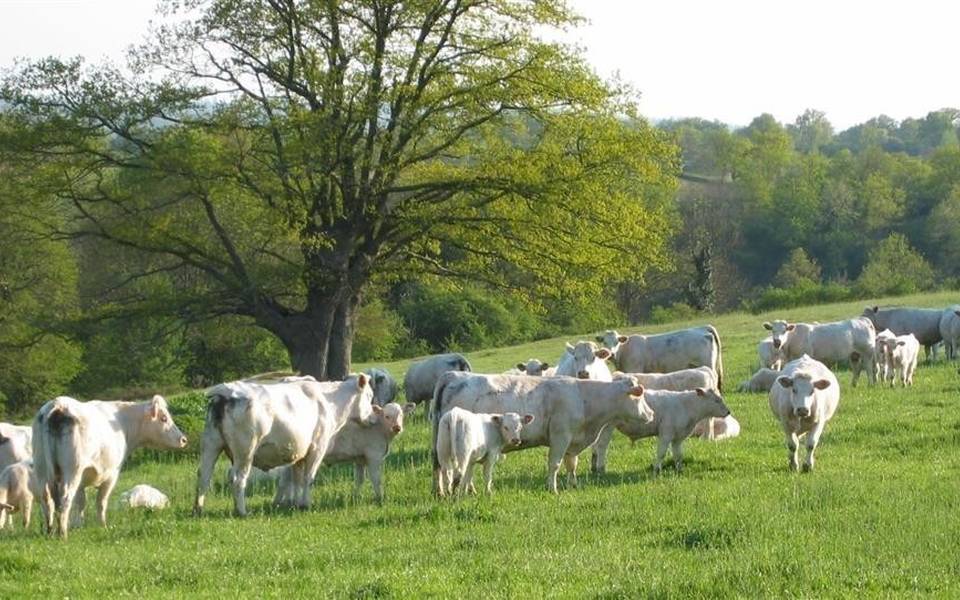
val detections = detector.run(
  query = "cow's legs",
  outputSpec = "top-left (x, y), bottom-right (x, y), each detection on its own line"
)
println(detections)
top-left (40, 483), bottom-right (55, 534)
top-left (803, 422), bottom-right (827, 472)
top-left (22, 498), bottom-right (32, 530)
top-left (591, 425), bottom-right (613, 474)
top-left (671, 439), bottom-right (685, 473)
top-left (457, 462), bottom-right (476, 497)
top-left (367, 462), bottom-right (385, 504)
top-left (784, 429), bottom-right (800, 471)
top-left (653, 436), bottom-right (670, 475)
top-left (193, 429), bottom-right (223, 516)
top-left (57, 476), bottom-right (83, 540)
top-left (70, 487), bottom-right (86, 528)
top-left (95, 475), bottom-right (118, 527)
top-left (850, 352), bottom-right (862, 387)
top-left (482, 456), bottom-right (497, 495)
top-left (353, 463), bottom-right (366, 499)
top-left (546, 436), bottom-right (572, 493)
top-left (229, 442), bottom-right (259, 517)
top-left (564, 453), bottom-right (579, 488)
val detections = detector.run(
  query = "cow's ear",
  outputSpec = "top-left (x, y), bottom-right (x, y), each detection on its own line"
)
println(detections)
top-left (357, 373), bottom-right (369, 389)
top-left (954, 310), bottom-right (960, 317)
top-left (403, 403), bottom-right (417, 415)
top-left (149, 395), bottom-right (164, 419)
top-left (522, 414), bottom-right (535, 425)
top-left (516, 363), bottom-right (526, 371)
top-left (372, 405), bottom-right (383, 415)
top-left (595, 335), bottom-right (603, 343)
top-left (565, 343), bottom-right (575, 354)
top-left (695, 387), bottom-right (705, 396)
top-left (777, 376), bottom-right (793, 388)
top-left (872, 306), bottom-right (879, 313)
top-left (541, 362), bottom-right (549, 369)
top-left (595, 348), bottom-right (612, 360)
top-left (618, 335), bottom-right (627, 343)
top-left (813, 379), bottom-right (831, 390)
top-left (491, 415), bottom-right (502, 424)
top-left (763, 322), bottom-right (772, 330)
top-left (629, 384), bottom-right (645, 396)
top-left (786, 324), bottom-right (795, 331)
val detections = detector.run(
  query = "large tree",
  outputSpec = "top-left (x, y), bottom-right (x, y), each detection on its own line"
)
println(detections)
top-left (0, 0), bottom-right (677, 379)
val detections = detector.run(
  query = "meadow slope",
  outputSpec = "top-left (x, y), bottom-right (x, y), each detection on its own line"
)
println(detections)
top-left (2, 291), bottom-right (959, 598)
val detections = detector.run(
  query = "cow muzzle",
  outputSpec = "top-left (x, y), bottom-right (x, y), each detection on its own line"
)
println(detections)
top-left (179, 436), bottom-right (189, 447)
top-left (392, 425), bottom-right (402, 434)
top-left (794, 407), bottom-right (810, 418)
top-left (772, 339), bottom-right (781, 349)
top-left (577, 370), bottom-right (590, 379)
top-left (510, 437), bottom-right (522, 446)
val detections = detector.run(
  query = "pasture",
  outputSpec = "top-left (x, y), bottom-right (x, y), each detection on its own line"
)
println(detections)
top-left (3, 291), bottom-right (960, 598)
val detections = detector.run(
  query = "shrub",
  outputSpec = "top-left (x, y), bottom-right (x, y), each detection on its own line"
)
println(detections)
top-left (649, 302), bottom-right (700, 324)
top-left (352, 299), bottom-right (410, 362)
top-left (743, 281), bottom-right (855, 314)
top-left (856, 233), bottom-right (935, 296)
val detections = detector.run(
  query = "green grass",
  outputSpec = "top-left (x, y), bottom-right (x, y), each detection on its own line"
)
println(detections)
top-left (3, 290), bottom-right (960, 598)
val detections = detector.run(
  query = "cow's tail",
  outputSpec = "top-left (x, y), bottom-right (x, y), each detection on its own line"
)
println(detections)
top-left (430, 375), bottom-right (455, 472)
top-left (34, 398), bottom-right (76, 498)
top-left (707, 325), bottom-right (724, 392)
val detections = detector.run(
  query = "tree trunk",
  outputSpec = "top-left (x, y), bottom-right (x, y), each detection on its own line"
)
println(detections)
top-left (327, 292), bottom-right (361, 380)
top-left (256, 301), bottom-right (337, 380)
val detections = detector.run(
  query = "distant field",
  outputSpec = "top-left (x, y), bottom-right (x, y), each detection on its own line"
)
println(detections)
top-left (2, 290), bottom-right (959, 597)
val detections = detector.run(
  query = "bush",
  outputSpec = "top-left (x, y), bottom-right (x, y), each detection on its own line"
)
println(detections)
top-left (184, 316), bottom-right (289, 386)
top-left (352, 299), bottom-right (410, 362)
top-left (743, 281), bottom-right (855, 314)
top-left (856, 233), bottom-right (935, 296)
top-left (649, 302), bottom-right (700, 324)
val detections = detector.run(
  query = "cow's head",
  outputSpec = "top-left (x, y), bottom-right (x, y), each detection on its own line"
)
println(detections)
top-left (596, 330), bottom-right (628, 354)
top-left (862, 306), bottom-right (880, 317)
top-left (565, 341), bottom-right (612, 379)
top-left (777, 374), bottom-right (830, 418)
top-left (614, 376), bottom-right (654, 423)
top-left (516, 359), bottom-right (549, 376)
top-left (694, 387), bottom-right (731, 418)
top-left (141, 395), bottom-right (188, 450)
top-left (763, 320), bottom-right (795, 350)
top-left (371, 402), bottom-right (416, 435)
top-left (491, 412), bottom-right (535, 446)
top-left (352, 372), bottom-right (375, 423)
top-left (366, 369), bottom-right (397, 406)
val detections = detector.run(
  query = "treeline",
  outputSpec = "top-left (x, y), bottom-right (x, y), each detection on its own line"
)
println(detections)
top-left (2, 107), bottom-right (959, 416)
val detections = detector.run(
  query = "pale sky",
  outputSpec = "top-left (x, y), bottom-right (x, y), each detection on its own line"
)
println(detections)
top-left (1, 0), bottom-right (957, 131)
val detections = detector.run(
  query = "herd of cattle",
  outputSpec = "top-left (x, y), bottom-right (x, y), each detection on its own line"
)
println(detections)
top-left (0, 304), bottom-right (958, 539)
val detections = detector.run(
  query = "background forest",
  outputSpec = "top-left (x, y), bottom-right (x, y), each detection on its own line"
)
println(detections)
top-left (2, 105), bottom-right (958, 415)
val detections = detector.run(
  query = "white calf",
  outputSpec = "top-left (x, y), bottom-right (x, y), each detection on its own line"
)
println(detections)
top-left (877, 331), bottom-right (919, 386)
top-left (768, 355), bottom-right (840, 472)
top-left (0, 460), bottom-right (40, 530)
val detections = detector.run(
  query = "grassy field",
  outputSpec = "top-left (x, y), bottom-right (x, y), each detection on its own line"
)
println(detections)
top-left (2, 291), bottom-right (959, 598)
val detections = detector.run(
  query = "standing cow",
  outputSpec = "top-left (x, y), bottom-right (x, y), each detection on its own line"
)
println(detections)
top-left (193, 374), bottom-right (373, 517)
top-left (33, 395), bottom-right (188, 539)
top-left (763, 318), bottom-right (877, 386)
top-left (875, 330), bottom-right (920, 386)
top-left (431, 372), bottom-right (653, 493)
top-left (862, 306), bottom-right (944, 361)
top-left (598, 326), bottom-right (724, 392)
top-left (553, 341), bottom-right (613, 381)
top-left (364, 367), bottom-right (399, 406)
top-left (0, 423), bottom-right (31, 474)
top-left (403, 353), bottom-right (472, 405)
top-left (768, 355), bottom-right (840, 472)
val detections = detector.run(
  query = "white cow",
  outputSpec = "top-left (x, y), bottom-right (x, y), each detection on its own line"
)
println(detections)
top-left (592, 388), bottom-right (732, 475)
top-left (876, 330), bottom-right (919, 386)
top-left (505, 358), bottom-right (550, 376)
top-left (939, 307), bottom-right (960, 360)
top-left (403, 353), bottom-right (472, 405)
top-left (431, 372), bottom-right (653, 493)
top-left (738, 367), bottom-right (781, 393)
top-left (0, 423), bottom-right (32, 474)
top-left (599, 326), bottom-right (724, 392)
top-left (33, 395), bottom-right (188, 539)
top-left (364, 368), bottom-right (399, 406)
top-left (436, 407), bottom-right (534, 497)
top-left (120, 484), bottom-right (170, 509)
top-left (276, 401), bottom-right (416, 505)
top-left (768, 355), bottom-right (840, 472)
top-left (758, 337), bottom-right (785, 370)
top-left (0, 460), bottom-right (39, 529)
top-left (862, 306), bottom-right (944, 360)
top-left (763, 318), bottom-right (876, 386)
top-left (553, 341), bottom-right (613, 381)
top-left (194, 374), bottom-right (373, 517)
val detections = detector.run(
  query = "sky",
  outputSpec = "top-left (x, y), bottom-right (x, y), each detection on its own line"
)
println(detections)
top-left (0, 0), bottom-right (957, 131)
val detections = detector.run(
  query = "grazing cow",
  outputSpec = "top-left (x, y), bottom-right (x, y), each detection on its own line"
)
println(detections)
top-left (592, 388), bottom-right (732, 475)
top-left (764, 318), bottom-right (876, 386)
top-left (553, 341), bottom-right (613, 381)
top-left (364, 368), bottom-right (399, 406)
top-left (599, 326), bottom-right (724, 392)
top-left (0, 460), bottom-right (39, 530)
top-left (0, 423), bottom-right (32, 473)
top-left (431, 372), bottom-right (653, 493)
top-left (768, 355), bottom-right (840, 472)
top-left (33, 395), bottom-right (188, 539)
top-left (403, 353), bottom-right (472, 405)
top-left (194, 374), bottom-right (373, 517)
top-left (939, 307), bottom-right (960, 360)
top-left (277, 401), bottom-right (417, 505)
top-left (505, 358), bottom-right (550, 376)
top-left (120, 484), bottom-right (170, 509)
top-left (738, 367), bottom-right (781, 393)
top-left (758, 337), bottom-right (785, 370)
top-left (862, 306), bottom-right (944, 360)
top-left (436, 407), bottom-right (534, 497)
top-left (875, 330), bottom-right (920, 387)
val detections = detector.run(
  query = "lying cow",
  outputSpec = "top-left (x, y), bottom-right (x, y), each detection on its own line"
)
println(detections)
top-left (403, 353), bottom-right (472, 404)
top-left (276, 401), bottom-right (416, 505)
top-left (553, 341), bottom-right (613, 380)
top-left (431, 372), bottom-right (653, 493)
top-left (0, 423), bottom-right (32, 474)
top-left (591, 388), bottom-right (732, 475)
top-left (939, 307), bottom-right (960, 360)
top-left (436, 407), bottom-right (534, 497)
top-left (875, 329), bottom-right (919, 387)
top-left (862, 306), bottom-right (944, 361)
top-left (738, 367), bottom-right (781, 393)
top-left (768, 355), bottom-right (840, 472)
top-left (599, 326), bottom-right (724, 391)
top-left (0, 460), bottom-right (39, 530)
top-left (194, 374), bottom-right (373, 517)
top-left (120, 484), bottom-right (170, 509)
top-left (764, 318), bottom-right (876, 386)
top-left (364, 368), bottom-right (399, 406)
top-left (505, 358), bottom-right (550, 376)
top-left (33, 395), bottom-right (188, 539)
